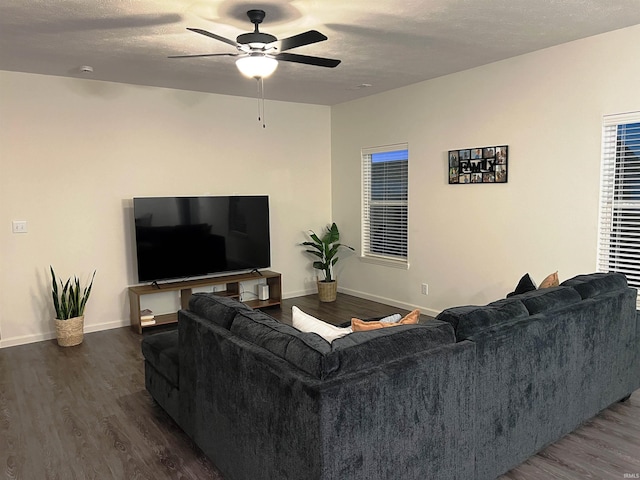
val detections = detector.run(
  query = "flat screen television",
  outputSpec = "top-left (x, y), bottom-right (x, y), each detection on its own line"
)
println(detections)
top-left (133, 195), bottom-right (270, 282)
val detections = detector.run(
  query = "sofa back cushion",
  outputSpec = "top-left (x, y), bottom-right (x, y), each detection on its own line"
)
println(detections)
top-left (189, 293), bottom-right (252, 330)
top-left (230, 309), bottom-right (332, 377)
top-left (437, 273), bottom-right (630, 341)
top-left (230, 309), bottom-right (455, 379)
top-left (436, 299), bottom-right (530, 339)
top-left (514, 286), bottom-right (582, 315)
top-left (561, 272), bottom-right (629, 299)
top-left (329, 321), bottom-right (454, 376)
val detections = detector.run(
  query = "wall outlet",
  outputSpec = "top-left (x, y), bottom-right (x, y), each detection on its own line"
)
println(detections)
top-left (421, 283), bottom-right (428, 295)
top-left (12, 220), bottom-right (28, 233)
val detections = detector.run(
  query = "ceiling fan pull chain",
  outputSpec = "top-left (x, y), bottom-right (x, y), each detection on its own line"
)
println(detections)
top-left (261, 77), bottom-right (266, 128)
top-left (256, 77), bottom-right (266, 128)
top-left (257, 78), bottom-right (262, 123)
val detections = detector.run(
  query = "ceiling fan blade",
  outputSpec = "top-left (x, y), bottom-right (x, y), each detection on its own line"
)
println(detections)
top-left (168, 53), bottom-right (238, 59)
top-left (275, 52), bottom-right (341, 68)
top-left (276, 30), bottom-right (327, 52)
top-left (186, 28), bottom-right (238, 48)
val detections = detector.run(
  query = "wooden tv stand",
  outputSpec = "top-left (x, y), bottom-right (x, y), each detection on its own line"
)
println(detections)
top-left (128, 270), bottom-right (281, 334)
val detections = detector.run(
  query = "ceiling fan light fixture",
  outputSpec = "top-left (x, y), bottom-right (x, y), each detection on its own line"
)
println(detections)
top-left (235, 55), bottom-right (278, 79)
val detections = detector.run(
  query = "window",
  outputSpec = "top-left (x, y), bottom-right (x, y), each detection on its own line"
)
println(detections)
top-left (598, 112), bottom-right (640, 305)
top-left (361, 144), bottom-right (409, 267)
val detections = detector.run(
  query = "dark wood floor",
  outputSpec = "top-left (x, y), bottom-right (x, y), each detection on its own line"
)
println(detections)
top-left (274, 292), bottom-right (425, 325)
top-left (1, 293), bottom-right (638, 479)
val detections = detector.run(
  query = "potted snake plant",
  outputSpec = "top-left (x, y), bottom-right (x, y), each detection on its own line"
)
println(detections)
top-left (50, 266), bottom-right (96, 347)
top-left (301, 223), bottom-right (354, 302)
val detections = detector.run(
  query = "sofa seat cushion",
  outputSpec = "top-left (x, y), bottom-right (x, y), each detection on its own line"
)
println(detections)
top-left (230, 309), bottom-right (455, 379)
top-left (189, 292), bottom-right (252, 329)
top-left (141, 330), bottom-right (179, 386)
top-left (561, 272), bottom-right (629, 299)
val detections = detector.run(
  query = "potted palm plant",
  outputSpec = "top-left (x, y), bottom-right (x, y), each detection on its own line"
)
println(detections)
top-left (302, 223), bottom-right (354, 302)
top-left (50, 266), bottom-right (96, 347)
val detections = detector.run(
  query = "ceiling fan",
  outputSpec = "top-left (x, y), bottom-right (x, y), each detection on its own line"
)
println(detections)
top-left (169, 9), bottom-right (341, 78)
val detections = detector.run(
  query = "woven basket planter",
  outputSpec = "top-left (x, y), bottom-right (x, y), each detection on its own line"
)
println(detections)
top-left (55, 315), bottom-right (84, 347)
top-left (317, 280), bottom-right (338, 302)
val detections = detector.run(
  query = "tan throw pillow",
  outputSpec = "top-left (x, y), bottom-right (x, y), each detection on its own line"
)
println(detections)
top-left (539, 271), bottom-right (559, 289)
top-left (351, 309), bottom-right (420, 332)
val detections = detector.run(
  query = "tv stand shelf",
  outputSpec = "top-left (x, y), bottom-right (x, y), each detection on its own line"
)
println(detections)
top-left (128, 270), bottom-right (281, 334)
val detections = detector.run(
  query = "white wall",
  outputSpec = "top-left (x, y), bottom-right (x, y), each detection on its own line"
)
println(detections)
top-left (3, 25), bottom-right (640, 347)
top-left (331, 25), bottom-right (640, 315)
top-left (0, 72), bottom-right (331, 347)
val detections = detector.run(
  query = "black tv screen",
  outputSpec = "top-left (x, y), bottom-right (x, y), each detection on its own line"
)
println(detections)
top-left (133, 196), bottom-right (270, 282)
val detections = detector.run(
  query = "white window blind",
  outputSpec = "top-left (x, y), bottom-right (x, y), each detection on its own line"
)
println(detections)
top-left (361, 144), bottom-right (408, 266)
top-left (598, 112), bottom-right (640, 305)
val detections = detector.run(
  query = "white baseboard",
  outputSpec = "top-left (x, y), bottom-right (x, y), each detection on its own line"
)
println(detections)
top-left (337, 286), bottom-right (441, 318)
top-left (0, 291), bottom-right (438, 348)
top-left (83, 318), bottom-right (130, 334)
top-left (0, 331), bottom-right (57, 348)
top-left (0, 318), bottom-right (130, 349)
top-left (283, 288), bottom-right (317, 299)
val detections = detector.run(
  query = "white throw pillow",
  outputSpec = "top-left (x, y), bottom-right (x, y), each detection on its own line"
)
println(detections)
top-left (291, 306), bottom-right (352, 343)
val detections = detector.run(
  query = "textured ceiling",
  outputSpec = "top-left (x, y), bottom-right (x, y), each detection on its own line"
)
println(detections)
top-left (1, 0), bottom-right (640, 105)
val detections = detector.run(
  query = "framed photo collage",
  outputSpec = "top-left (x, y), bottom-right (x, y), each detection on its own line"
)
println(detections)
top-left (448, 145), bottom-right (508, 184)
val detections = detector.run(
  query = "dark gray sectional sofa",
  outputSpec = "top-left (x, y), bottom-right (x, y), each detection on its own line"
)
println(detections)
top-left (437, 272), bottom-right (639, 479)
top-left (141, 272), bottom-right (640, 480)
